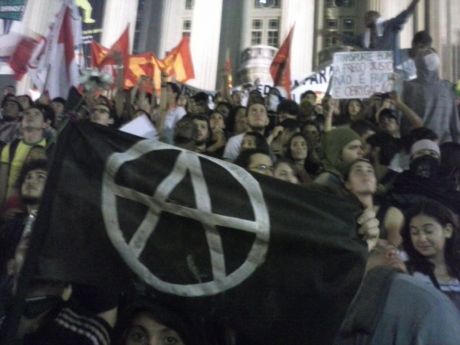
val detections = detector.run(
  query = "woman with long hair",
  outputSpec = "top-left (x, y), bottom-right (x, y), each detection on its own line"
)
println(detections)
top-left (284, 133), bottom-right (312, 185)
top-left (402, 200), bottom-right (460, 310)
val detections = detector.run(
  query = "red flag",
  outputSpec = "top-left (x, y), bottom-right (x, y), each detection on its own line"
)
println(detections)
top-left (8, 35), bottom-right (42, 80)
top-left (125, 52), bottom-right (157, 92)
top-left (99, 25), bottom-right (130, 80)
top-left (90, 40), bottom-right (108, 68)
top-left (270, 26), bottom-right (294, 99)
top-left (162, 36), bottom-right (194, 83)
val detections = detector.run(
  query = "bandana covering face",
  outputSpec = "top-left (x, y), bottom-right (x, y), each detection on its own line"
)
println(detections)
top-left (410, 155), bottom-right (440, 179)
top-left (423, 52), bottom-right (440, 72)
top-left (363, 17), bottom-right (385, 49)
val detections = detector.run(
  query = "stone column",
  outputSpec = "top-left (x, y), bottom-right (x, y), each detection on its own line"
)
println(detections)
top-left (158, 0), bottom-right (183, 58)
top-left (240, 0), bottom-right (254, 52)
top-left (429, 0), bottom-right (460, 80)
top-left (101, 0), bottom-right (138, 51)
top-left (188, 0), bottom-right (224, 90)
top-left (21, 0), bottom-right (62, 34)
top-left (280, 0), bottom-right (316, 77)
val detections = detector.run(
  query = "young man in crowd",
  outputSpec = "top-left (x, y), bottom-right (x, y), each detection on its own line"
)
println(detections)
top-left (0, 106), bottom-right (48, 207)
top-left (1, 234), bottom-right (117, 345)
top-left (158, 81), bottom-right (187, 145)
top-left (223, 101), bottom-right (270, 162)
top-left (0, 159), bottom-right (48, 275)
top-left (337, 0), bottom-right (420, 66)
top-left (388, 139), bottom-right (459, 215)
top-left (191, 114), bottom-right (211, 154)
top-left (314, 127), bottom-right (364, 189)
top-left (0, 97), bottom-right (22, 146)
top-left (89, 104), bottom-right (114, 127)
top-left (50, 97), bottom-right (67, 129)
top-left (300, 90), bottom-right (317, 106)
top-left (234, 148), bottom-right (273, 177)
top-left (402, 44), bottom-right (460, 143)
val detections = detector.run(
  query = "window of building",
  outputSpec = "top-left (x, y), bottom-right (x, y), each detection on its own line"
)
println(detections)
top-left (267, 18), bottom-right (279, 47)
top-left (267, 31), bottom-right (279, 47)
top-left (182, 19), bottom-right (192, 37)
top-left (251, 31), bottom-right (262, 45)
top-left (133, 0), bottom-right (145, 54)
top-left (251, 19), bottom-right (263, 44)
top-left (325, 34), bottom-right (338, 47)
top-left (326, 0), bottom-right (354, 7)
top-left (343, 18), bottom-right (354, 30)
top-left (254, 0), bottom-right (281, 8)
top-left (326, 19), bottom-right (338, 29)
top-left (185, 0), bottom-right (194, 10)
top-left (250, 18), bottom-right (279, 47)
top-left (252, 19), bottom-right (262, 30)
top-left (268, 19), bottom-right (279, 30)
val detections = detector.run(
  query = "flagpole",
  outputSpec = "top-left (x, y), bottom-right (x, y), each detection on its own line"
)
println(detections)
top-left (41, 63), bottom-right (52, 96)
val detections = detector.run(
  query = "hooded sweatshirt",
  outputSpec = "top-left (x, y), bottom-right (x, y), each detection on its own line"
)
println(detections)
top-left (314, 128), bottom-right (362, 189)
top-left (402, 53), bottom-right (460, 143)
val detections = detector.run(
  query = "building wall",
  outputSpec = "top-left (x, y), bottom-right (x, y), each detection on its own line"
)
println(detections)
top-left (101, 0), bottom-right (138, 50)
top-left (6, 0), bottom-right (460, 95)
top-left (429, 0), bottom-right (460, 81)
top-left (188, 0), bottom-right (224, 90)
top-left (94, 0), bottom-right (460, 87)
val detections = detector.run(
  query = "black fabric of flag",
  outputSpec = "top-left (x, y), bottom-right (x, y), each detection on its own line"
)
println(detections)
top-left (34, 122), bottom-right (367, 345)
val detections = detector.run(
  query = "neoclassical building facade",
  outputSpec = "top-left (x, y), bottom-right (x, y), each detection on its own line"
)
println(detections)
top-left (9, 0), bottom-right (460, 92)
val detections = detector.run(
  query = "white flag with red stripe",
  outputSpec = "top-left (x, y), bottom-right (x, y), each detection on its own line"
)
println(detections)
top-left (28, 0), bottom-right (82, 98)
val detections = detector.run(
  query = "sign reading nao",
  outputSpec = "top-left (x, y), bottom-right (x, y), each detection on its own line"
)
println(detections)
top-left (331, 51), bottom-right (393, 99)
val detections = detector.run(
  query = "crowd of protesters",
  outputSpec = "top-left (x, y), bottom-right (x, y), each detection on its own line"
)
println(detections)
top-left (0, 14), bottom-right (459, 343)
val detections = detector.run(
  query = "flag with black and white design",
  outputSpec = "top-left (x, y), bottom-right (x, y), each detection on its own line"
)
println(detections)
top-left (34, 121), bottom-right (367, 345)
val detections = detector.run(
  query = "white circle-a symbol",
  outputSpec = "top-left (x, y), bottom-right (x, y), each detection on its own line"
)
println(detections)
top-left (102, 140), bottom-right (270, 297)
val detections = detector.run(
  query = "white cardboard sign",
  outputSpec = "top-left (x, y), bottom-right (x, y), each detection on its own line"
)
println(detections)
top-left (331, 51), bottom-right (394, 99)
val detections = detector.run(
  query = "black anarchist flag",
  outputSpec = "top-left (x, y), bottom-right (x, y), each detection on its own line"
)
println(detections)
top-left (30, 122), bottom-right (367, 344)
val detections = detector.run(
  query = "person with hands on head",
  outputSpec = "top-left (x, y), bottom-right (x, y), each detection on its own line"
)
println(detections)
top-left (206, 110), bottom-right (227, 157)
top-left (157, 72), bottom-right (187, 145)
top-left (345, 159), bottom-right (404, 247)
top-left (335, 238), bottom-right (460, 345)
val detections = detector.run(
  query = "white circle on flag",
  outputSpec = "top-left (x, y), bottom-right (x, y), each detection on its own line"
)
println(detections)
top-left (101, 140), bottom-right (270, 297)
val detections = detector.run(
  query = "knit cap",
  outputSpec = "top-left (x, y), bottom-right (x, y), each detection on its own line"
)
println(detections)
top-left (322, 127), bottom-right (362, 175)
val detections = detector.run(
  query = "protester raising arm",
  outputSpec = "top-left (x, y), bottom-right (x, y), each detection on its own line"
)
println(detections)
top-left (155, 72), bottom-right (170, 140)
top-left (388, 91), bottom-right (423, 129)
top-left (323, 97), bottom-right (340, 133)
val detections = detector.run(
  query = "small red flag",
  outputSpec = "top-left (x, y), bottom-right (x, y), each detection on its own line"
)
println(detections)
top-left (270, 26), bottom-right (294, 99)
top-left (98, 25), bottom-right (130, 80)
top-left (162, 35), bottom-right (195, 83)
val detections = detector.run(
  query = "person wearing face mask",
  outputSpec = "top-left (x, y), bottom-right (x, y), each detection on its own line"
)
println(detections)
top-left (265, 87), bottom-right (282, 114)
top-left (402, 45), bottom-right (460, 143)
top-left (387, 139), bottom-right (459, 215)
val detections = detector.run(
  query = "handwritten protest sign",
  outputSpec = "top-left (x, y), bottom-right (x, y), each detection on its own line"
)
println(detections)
top-left (331, 51), bottom-right (393, 99)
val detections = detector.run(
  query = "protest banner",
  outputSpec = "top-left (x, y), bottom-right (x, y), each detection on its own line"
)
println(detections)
top-left (291, 65), bottom-right (332, 102)
top-left (1, 121), bottom-right (366, 345)
top-left (331, 51), bottom-right (394, 99)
